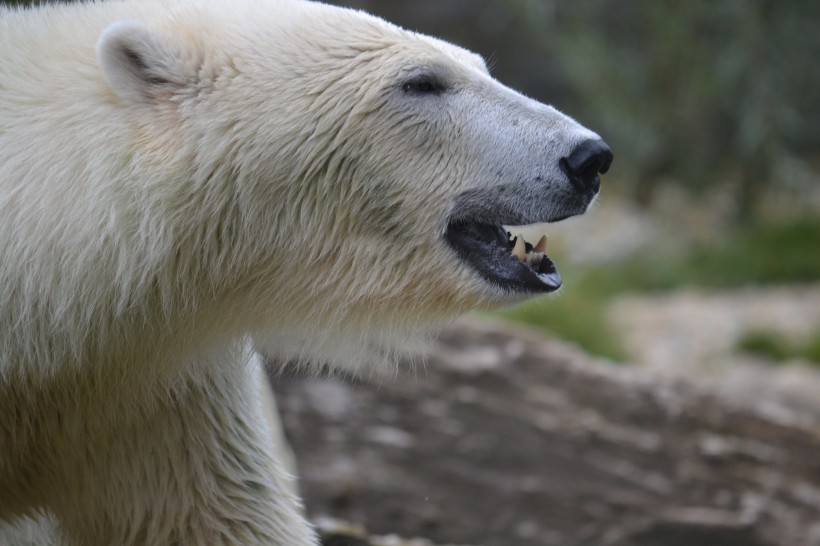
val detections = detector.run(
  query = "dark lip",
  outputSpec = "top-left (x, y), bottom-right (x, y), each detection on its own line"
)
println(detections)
top-left (445, 221), bottom-right (562, 293)
top-left (443, 175), bottom-right (602, 294)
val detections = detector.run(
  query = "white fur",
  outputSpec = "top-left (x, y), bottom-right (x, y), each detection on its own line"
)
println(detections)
top-left (0, 0), bottom-right (599, 543)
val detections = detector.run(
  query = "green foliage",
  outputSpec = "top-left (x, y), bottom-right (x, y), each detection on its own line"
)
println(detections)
top-left (508, 0), bottom-right (820, 217)
top-left (683, 216), bottom-right (820, 287)
top-left (737, 330), bottom-right (820, 366)
top-left (806, 336), bottom-right (820, 364)
top-left (553, 215), bottom-right (820, 297)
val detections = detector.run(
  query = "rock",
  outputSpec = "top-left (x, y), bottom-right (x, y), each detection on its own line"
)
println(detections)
top-left (316, 517), bottom-right (471, 546)
top-left (272, 318), bottom-right (820, 546)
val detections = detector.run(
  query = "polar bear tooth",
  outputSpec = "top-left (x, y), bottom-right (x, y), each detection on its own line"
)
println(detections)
top-left (525, 252), bottom-right (544, 267)
top-left (533, 234), bottom-right (548, 253)
top-left (511, 235), bottom-right (526, 261)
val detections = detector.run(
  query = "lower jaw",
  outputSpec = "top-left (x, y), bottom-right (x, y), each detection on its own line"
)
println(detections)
top-left (445, 224), bottom-right (563, 295)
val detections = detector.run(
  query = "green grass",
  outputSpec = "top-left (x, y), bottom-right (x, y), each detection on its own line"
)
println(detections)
top-left (493, 215), bottom-right (820, 361)
top-left (678, 216), bottom-right (820, 287)
top-left (588, 215), bottom-right (820, 292)
top-left (736, 330), bottom-right (820, 365)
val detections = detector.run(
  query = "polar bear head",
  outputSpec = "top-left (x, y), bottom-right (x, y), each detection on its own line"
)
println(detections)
top-left (95, 0), bottom-right (611, 367)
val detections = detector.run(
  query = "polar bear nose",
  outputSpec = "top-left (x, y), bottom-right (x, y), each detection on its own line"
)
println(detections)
top-left (560, 139), bottom-right (613, 193)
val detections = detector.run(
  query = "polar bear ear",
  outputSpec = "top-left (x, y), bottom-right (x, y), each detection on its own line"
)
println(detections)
top-left (97, 20), bottom-right (189, 104)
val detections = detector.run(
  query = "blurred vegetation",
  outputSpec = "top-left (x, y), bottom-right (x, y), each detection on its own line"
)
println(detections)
top-left (535, 0), bottom-right (820, 219)
top-left (737, 329), bottom-right (820, 366)
top-left (592, 215), bottom-right (820, 290)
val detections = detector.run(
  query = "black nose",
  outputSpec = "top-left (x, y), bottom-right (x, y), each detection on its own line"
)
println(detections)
top-left (560, 139), bottom-right (613, 193)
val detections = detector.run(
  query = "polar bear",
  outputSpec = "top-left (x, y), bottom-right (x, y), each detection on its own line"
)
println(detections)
top-left (0, 0), bottom-right (611, 544)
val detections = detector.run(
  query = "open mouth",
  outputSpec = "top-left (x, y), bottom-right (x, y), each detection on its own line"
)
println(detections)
top-left (445, 221), bottom-right (562, 293)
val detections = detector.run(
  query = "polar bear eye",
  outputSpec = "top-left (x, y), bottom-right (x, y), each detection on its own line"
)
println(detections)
top-left (402, 74), bottom-right (445, 95)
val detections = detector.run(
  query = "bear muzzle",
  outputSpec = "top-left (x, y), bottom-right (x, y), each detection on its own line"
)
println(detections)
top-left (444, 139), bottom-right (613, 295)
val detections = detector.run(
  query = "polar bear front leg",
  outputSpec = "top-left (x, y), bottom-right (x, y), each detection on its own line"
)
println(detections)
top-left (52, 351), bottom-right (317, 546)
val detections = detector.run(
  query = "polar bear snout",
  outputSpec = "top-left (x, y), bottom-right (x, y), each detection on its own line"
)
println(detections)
top-left (441, 99), bottom-right (612, 297)
top-left (560, 138), bottom-right (613, 195)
